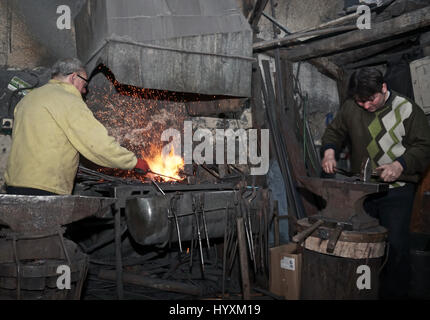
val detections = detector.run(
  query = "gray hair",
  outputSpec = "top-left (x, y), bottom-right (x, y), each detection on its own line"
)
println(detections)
top-left (51, 58), bottom-right (86, 78)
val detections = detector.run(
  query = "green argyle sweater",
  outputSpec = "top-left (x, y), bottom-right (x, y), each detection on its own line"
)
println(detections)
top-left (321, 91), bottom-right (430, 186)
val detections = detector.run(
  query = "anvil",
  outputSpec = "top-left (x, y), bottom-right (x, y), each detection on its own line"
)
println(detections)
top-left (297, 176), bottom-right (389, 230)
top-left (0, 195), bottom-right (116, 234)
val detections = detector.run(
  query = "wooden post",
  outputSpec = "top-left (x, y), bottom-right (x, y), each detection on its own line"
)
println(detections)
top-left (248, 0), bottom-right (270, 33)
top-left (236, 217), bottom-right (251, 300)
top-left (273, 201), bottom-right (280, 247)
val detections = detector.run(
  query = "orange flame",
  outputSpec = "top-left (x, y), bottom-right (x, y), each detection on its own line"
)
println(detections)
top-left (144, 145), bottom-right (184, 182)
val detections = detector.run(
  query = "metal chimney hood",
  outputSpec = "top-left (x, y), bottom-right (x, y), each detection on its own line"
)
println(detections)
top-left (74, 0), bottom-right (253, 97)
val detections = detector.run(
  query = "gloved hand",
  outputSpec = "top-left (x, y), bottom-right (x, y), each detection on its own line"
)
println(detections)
top-left (135, 158), bottom-right (150, 174)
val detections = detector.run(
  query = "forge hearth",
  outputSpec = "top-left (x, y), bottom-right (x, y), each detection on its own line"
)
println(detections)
top-left (67, 0), bottom-right (265, 300)
top-left (69, 173), bottom-right (271, 300)
top-left (70, 56), bottom-right (266, 300)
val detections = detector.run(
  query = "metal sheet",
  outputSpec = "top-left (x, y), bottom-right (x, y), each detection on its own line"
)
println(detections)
top-left (125, 190), bottom-right (254, 246)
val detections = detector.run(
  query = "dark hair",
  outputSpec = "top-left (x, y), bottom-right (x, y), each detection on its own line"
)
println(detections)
top-left (347, 67), bottom-right (385, 102)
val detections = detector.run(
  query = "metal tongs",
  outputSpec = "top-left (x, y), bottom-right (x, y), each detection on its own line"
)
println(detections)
top-left (134, 168), bottom-right (182, 181)
top-left (334, 157), bottom-right (380, 182)
top-left (134, 168), bottom-right (183, 196)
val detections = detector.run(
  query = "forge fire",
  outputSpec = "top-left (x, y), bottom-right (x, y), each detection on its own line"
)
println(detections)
top-left (85, 65), bottom-right (189, 183)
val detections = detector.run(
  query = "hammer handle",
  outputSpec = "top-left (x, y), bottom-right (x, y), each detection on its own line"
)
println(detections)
top-left (292, 220), bottom-right (324, 243)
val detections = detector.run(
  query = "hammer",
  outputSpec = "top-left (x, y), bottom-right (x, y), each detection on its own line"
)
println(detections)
top-left (292, 219), bottom-right (324, 243)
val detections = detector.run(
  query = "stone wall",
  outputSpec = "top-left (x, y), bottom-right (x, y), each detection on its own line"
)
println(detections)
top-left (257, 0), bottom-right (344, 38)
top-left (255, 0), bottom-right (344, 145)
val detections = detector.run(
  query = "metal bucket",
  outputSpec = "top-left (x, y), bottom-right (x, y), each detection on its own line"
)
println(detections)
top-left (301, 249), bottom-right (382, 300)
top-left (125, 191), bottom-right (239, 246)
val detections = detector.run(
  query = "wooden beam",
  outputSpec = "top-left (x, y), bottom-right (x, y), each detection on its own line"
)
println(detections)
top-left (297, 0), bottom-right (395, 33)
top-left (248, 0), bottom-right (270, 31)
top-left (344, 45), bottom-right (421, 69)
top-left (255, 7), bottom-right (344, 81)
top-left (299, 11), bottom-right (361, 33)
top-left (330, 37), bottom-right (413, 66)
top-left (253, 25), bottom-right (357, 52)
top-left (308, 57), bottom-right (343, 80)
top-left (284, 6), bottom-right (430, 62)
top-left (241, 0), bottom-right (255, 20)
top-left (266, 50), bottom-right (342, 80)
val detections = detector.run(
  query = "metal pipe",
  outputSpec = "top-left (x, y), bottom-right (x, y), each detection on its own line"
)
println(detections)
top-left (170, 207), bottom-right (183, 253)
top-left (260, 61), bottom-right (304, 219)
top-left (192, 196), bottom-right (205, 273)
top-left (222, 204), bottom-right (229, 299)
top-left (201, 207), bottom-right (211, 257)
top-left (148, 170), bottom-right (183, 181)
top-left (262, 12), bottom-right (292, 35)
top-left (114, 208), bottom-right (124, 300)
top-left (152, 180), bottom-right (166, 195)
top-left (189, 217), bottom-right (195, 271)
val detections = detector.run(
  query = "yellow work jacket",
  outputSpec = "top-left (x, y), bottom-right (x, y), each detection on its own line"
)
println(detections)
top-left (4, 79), bottom-right (137, 194)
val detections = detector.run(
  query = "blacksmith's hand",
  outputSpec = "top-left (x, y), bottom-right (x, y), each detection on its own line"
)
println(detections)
top-left (322, 149), bottom-right (337, 174)
top-left (376, 161), bottom-right (403, 182)
top-left (135, 158), bottom-right (150, 174)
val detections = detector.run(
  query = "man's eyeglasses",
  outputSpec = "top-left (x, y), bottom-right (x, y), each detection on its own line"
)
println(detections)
top-left (68, 72), bottom-right (89, 86)
top-left (76, 74), bottom-right (89, 84)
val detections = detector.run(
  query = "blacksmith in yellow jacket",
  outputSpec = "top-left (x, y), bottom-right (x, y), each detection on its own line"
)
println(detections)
top-left (4, 58), bottom-right (149, 195)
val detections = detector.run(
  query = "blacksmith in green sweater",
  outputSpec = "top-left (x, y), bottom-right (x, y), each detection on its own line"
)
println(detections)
top-left (321, 67), bottom-right (430, 299)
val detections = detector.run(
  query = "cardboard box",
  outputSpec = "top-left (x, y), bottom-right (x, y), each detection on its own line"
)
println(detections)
top-left (269, 243), bottom-right (302, 300)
